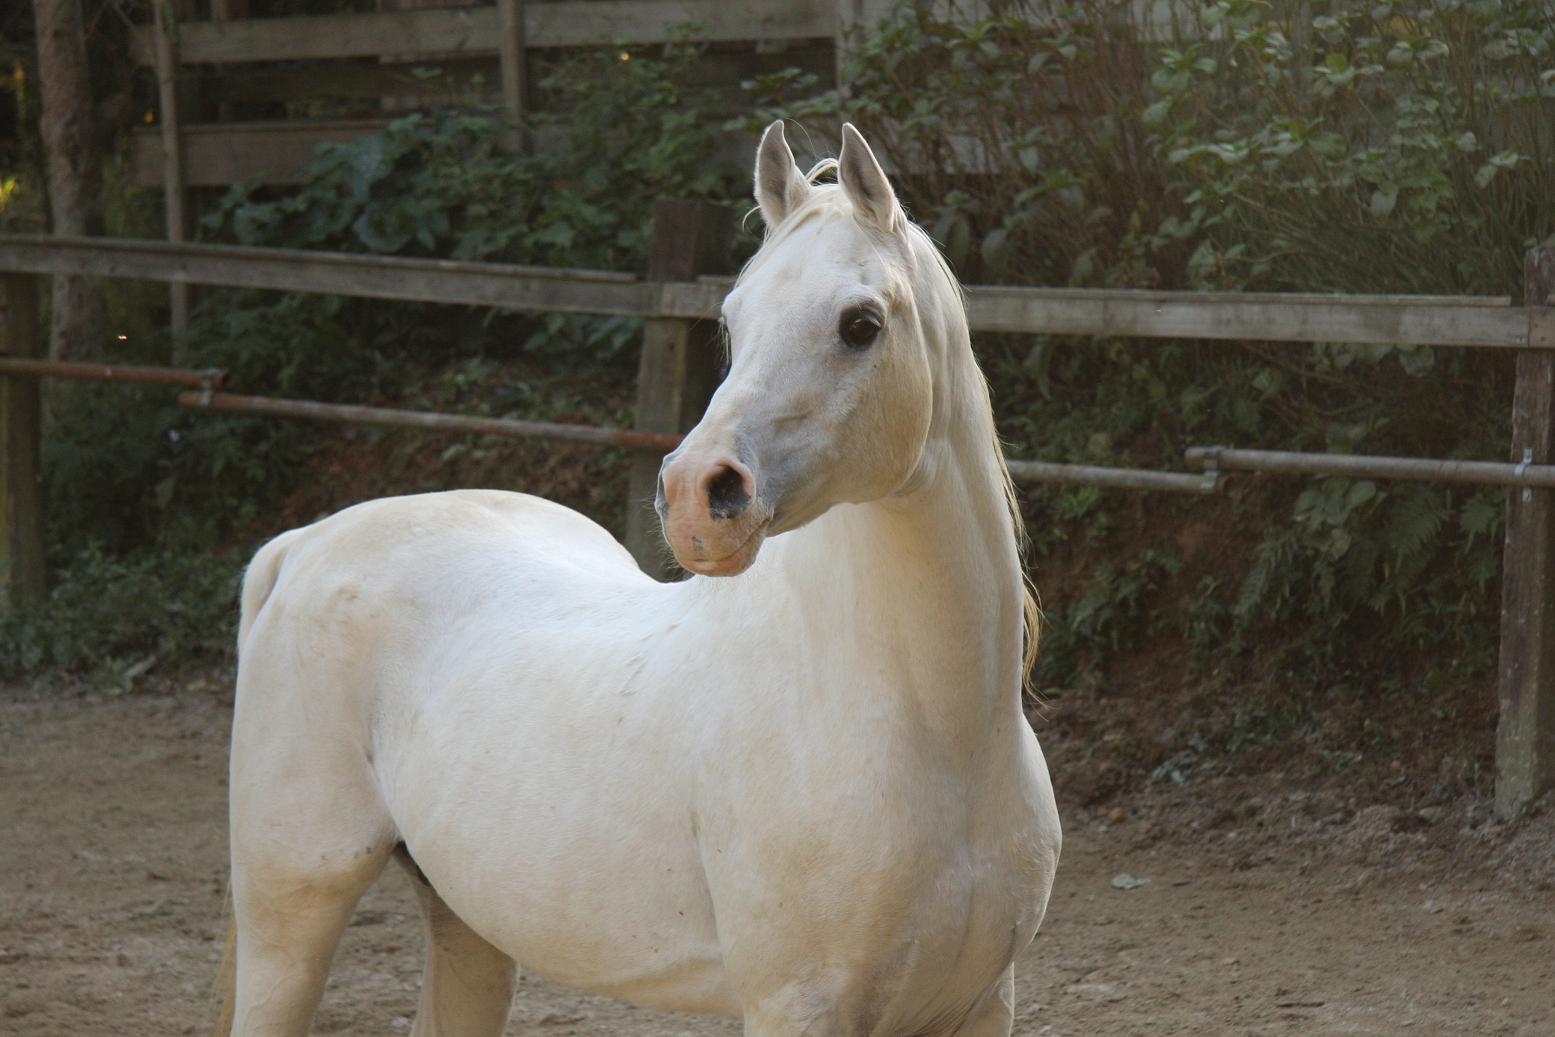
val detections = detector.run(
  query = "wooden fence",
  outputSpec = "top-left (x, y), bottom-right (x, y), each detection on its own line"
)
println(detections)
top-left (126, 0), bottom-right (887, 331)
top-left (0, 215), bottom-right (1550, 818)
top-left (128, 0), bottom-right (854, 190)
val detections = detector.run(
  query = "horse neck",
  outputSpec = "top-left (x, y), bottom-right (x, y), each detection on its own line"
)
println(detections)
top-left (716, 325), bottom-right (1025, 753)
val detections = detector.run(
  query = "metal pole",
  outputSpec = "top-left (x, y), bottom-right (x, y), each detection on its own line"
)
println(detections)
top-left (0, 357), bottom-right (224, 388)
top-left (1185, 445), bottom-right (1555, 490)
top-left (176, 390), bottom-right (685, 453)
top-left (1006, 459), bottom-right (1217, 494)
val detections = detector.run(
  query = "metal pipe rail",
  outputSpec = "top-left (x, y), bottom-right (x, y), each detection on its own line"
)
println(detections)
top-left (1185, 446), bottom-right (1555, 490)
top-left (175, 390), bottom-right (686, 453)
top-left (1006, 459), bottom-right (1217, 494)
top-left (0, 356), bottom-right (226, 389)
top-left (0, 350), bottom-right (1231, 495)
top-left (174, 390), bottom-right (1225, 493)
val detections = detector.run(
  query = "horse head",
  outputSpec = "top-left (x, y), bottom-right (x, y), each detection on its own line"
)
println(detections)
top-left (656, 121), bottom-right (943, 576)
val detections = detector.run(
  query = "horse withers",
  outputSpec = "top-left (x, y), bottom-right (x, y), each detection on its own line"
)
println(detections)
top-left (220, 121), bottom-right (1060, 1037)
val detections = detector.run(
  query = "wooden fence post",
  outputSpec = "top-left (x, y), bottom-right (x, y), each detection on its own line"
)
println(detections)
top-left (834, 0), bottom-right (863, 94)
top-left (0, 273), bottom-right (46, 609)
top-left (152, 0), bottom-right (190, 336)
top-left (1496, 245), bottom-right (1555, 817)
top-left (496, 0), bottom-right (530, 154)
top-left (624, 199), bottom-right (735, 579)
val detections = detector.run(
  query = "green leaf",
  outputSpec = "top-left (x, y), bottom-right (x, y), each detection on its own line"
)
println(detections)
top-left (1368, 186), bottom-right (1398, 217)
top-left (981, 227), bottom-right (1011, 273)
top-left (1142, 99), bottom-right (1173, 128)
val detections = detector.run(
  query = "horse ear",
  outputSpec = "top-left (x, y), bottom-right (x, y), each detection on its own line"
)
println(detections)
top-left (838, 123), bottom-right (899, 233)
top-left (754, 120), bottom-right (809, 228)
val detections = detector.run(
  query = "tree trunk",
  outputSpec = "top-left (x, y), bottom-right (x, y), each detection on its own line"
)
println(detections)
top-left (32, 0), bottom-right (107, 361)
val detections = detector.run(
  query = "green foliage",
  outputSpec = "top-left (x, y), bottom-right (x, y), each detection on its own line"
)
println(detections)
top-left (21, 36), bottom-right (745, 682)
top-left (1156, 0), bottom-right (1554, 295)
top-left (742, 1), bottom-right (1180, 288)
top-left (747, 0), bottom-right (1548, 687)
top-left (0, 543), bottom-right (243, 681)
top-left (1040, 549), bottom-right (1183, 681)
top-left (19, 2), bottom-right (1550, 701)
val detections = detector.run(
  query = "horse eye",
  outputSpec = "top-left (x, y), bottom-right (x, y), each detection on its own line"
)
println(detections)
top-left (839, 309), bottom-right (882, 349)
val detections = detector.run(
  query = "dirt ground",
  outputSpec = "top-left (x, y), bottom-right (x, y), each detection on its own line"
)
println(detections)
top-left (3, 682), bottom-right (1553, 1037)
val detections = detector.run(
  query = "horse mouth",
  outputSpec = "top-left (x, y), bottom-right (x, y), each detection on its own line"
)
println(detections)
top-left (678, 519), bottom-right (770, 577)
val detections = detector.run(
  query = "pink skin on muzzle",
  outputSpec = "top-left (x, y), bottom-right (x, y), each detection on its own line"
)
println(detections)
top-left (657, 448), bottom-right (771, 576)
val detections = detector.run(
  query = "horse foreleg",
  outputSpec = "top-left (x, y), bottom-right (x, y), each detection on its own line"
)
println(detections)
top-left (227, 868), bottom-right (383, 1036)
top-left (400, 856), bottom-right (518, 1037)
top-left (949, 966), bottom-right (1015, 1037)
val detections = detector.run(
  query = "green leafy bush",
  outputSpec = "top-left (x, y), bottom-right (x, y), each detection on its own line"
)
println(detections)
top-left (748, 0), bottom-right (1552, 687)
top-left (16, 2), bottom-right (1554, 697)
top-left (17, 37), bottom-right (746, 681)
top-left (0, 543), bottom-right (242, 681)
top-left (1156, 0), bottom-right (1554, 295)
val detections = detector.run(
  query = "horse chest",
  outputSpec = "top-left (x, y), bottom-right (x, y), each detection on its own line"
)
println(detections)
top-left (693, 726), bottom-right (1057, 1022)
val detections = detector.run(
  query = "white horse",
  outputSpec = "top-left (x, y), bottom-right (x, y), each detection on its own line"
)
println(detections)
top-left (219, 121), bottom-right (1060, 1037)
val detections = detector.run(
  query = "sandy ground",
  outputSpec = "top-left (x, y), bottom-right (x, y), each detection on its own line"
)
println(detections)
top-left (3, 685), bottom-right (1552, 1036)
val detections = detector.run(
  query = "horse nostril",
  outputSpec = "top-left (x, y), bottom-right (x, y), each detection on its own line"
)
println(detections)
top-left (706, 465), bottom-right (752, 520)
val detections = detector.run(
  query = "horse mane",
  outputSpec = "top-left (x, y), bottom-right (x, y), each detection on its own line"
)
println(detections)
top-left (744, 171), bottom-right (1041, 694)
top-left (904, 221), bottom-right (1042, 695)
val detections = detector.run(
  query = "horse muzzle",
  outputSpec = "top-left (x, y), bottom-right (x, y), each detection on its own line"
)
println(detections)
top-left (655, 449), bottom-right (771, 576)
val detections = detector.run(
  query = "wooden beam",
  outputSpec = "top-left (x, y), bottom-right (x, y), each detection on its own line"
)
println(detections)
top-left (151, 0), bottom-right (189, 334)
top-left (659, 279), bottom-right (1539, 348)
top-left (196, 59), bottom-right (500, 106)
top-left (957, 286), bottom-right (1535, 347)
top-left (0, 274), bottom-right (46, 608)
top-left (129, 1), bottom-right (834, 66)
top-left (0, 236), bottom-right (651, 317)
top-left (1496, 244), bottom-right (1555, 817)
top-left (0, 235), bottom-right (1542, 351)
top-left (191, 42), bottom-right (832, 107)
top-left (496, 0), bottom-right (529, 153)
top-left (625, 200), bottom-right (736, 578)
top-left (127, 120), bottom-right (758, 190)
top-left (128, 120), bottom-right (392, 188)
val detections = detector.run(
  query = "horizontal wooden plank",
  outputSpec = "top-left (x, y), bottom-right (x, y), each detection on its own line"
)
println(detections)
top-left (130, 0), bottom-right (832, 65)
top-left (128, 119), bottom-right (755, 189)
top-left (965, 285), bottom-right (1514, 308)
top-left (0, 236), bottom-right (651, 317)
top-left (961, 285), bottom-right (1535, 347)
top-left (199, 59), bottom-right (501, 105)
top-left (129, 120), bottom-right (390, 188)
top-left (0, 236), bottom-right (1539, 349)
top-left (526, 0), bottom-right (832, 50)
top-left (190, 39), bottom-right (832, 106)
top-left (658, 278), bottom-right (1533, 348)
